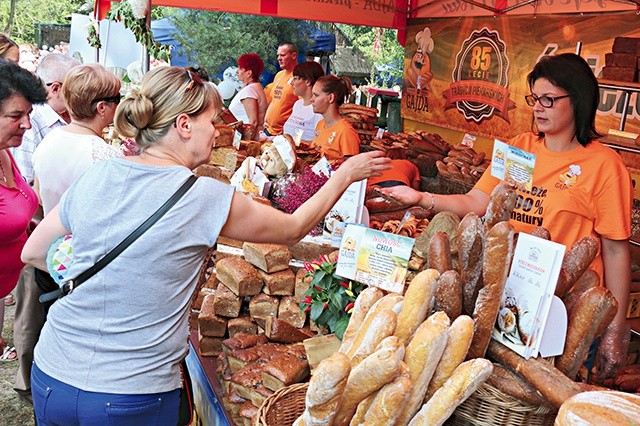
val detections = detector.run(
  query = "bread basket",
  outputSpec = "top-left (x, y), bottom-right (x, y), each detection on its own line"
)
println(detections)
top-left (445, 381), bottom-right (556, 426)
top-left (255, 382), bottom-right (308, 426)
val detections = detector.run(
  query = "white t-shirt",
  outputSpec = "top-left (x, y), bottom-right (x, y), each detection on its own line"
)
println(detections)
top-left (283, 100), bottom-right (323, 142)
top-left (33, 127), bottom-right (122, 215)
top-left (228, 82), bottom-right (267, 126)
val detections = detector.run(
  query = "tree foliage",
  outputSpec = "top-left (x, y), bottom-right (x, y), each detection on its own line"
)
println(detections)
top-left (0, 0), bottom-right (85, 43)
top-left (337, 24), bottom-right (404, 87)
top-left (168, 11), bottom-right (315, 78)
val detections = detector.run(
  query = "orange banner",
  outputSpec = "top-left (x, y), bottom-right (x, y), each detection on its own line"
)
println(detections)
top-left (401, 12), bottom-right (640, 141)
top-left (154, 0), bottom-right (261, 14)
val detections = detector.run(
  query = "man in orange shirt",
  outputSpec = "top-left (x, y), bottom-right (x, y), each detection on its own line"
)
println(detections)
top-left (264, 43), bottom-right (299, 136)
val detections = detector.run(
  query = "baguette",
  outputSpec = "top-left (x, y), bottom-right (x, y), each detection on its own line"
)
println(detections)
top-left (396, 312), bottom-right (450, 426)
top-left (487, 340), bottom-right (582, 408)
top-left (360, 374), bottom-right (412, 425)
top-left (294, 351), bottom-right (351, 426)
top-left (561, 268), bottom-right (600, 315)
top-left (485, 363), bottom-right (550, 407)
top-left (339, 287), bottom-right (384, 353)
top-left (342, 294), bottom-right (403, 357)
top-left (467, 221), bottom-right (514, 359)
top-left (428, 232), bottom-right (452, 273)
top-left (348, 309), bottom-right (397, 367)
top-left (425, 315), bottom-right (474, 401)
top-left (455, 213), bottom-right (484, 316)
top-left (394, 269), bottom-right (439, 345)
top-left (483, 183), bottom-right (517, 233)
top-left (556, 286), bottom-right (618, 379)
top-left (333, 345), bottom-right (404, 425)
top-left (434, 270), bottom-right (462, 321)
top-left (554, 236), bottom-right (599, 298)
top-left (408, 359), bottom-right (493, 426)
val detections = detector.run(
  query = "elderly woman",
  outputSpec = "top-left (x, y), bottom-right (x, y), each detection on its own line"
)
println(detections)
top-left (283, 61), bottom-right (324, 144)
top-left (0, 59), bottom-right (47, 359)
top-left (22, 66), bottom-right (389, 424)
top-left (33, 64), bottom-right (122, 217)
top-left (228, 53), bottom-right (267, 139)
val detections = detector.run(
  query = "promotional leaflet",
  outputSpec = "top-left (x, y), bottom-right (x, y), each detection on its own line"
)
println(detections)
top-left (336, 224), bottom-right (414, 294)
top-left (491, 232), bottom-right (566, 359)
top-left (491, 139), bottom-right (536, 192)
top-left (323, 179), bottom-right (367, 243)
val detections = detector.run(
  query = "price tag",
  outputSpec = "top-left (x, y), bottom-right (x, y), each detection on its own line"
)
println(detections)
top-left (294, 129), bottom-right (303, 147)
top-left (461, 133), bottom-right (477, 148)
top-left (375, 128), bottom-right (385, 140)
top-left (232, 130), bottom-right (242, 149)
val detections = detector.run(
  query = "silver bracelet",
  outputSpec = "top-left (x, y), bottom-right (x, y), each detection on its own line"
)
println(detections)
top-left (424, 192), bottom-right (435, 211)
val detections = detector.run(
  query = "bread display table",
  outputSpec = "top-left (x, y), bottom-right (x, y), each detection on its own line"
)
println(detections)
top-left (186, 330), bottom-right (234, 426)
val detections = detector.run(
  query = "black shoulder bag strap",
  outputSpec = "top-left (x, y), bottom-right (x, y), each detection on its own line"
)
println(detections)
top-left (39, 175), bottom-right (198, 303)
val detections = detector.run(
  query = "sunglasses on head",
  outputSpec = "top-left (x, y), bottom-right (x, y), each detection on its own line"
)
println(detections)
top-left (93, 94), bottom-right (122, 104)
top-left (185, 69), bottom-right (204, 91)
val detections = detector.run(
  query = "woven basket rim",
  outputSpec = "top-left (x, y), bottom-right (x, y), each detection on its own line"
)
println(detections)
top-left (255, 382), bottom-right (309, 426)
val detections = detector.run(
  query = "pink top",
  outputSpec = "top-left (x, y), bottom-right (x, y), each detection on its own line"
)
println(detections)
top-left (0, 150), bottom-right (38, 298)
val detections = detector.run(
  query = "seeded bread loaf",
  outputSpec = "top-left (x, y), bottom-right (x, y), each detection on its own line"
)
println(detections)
top-left (242, 242), bottom-right (292, 273)
top-left (216, 256), bottom-right (263, 296)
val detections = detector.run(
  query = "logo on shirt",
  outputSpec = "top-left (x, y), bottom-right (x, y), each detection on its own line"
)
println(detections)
top-left (327, 132), bottom-right (337, 146)
top-left (557, 164), bottom-right (581, 189)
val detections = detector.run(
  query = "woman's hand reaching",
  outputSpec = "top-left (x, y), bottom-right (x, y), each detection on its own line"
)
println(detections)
top-left (377, 185), bottom-right (424, 208)
top-left (335, 151), bottom-right (392, 183)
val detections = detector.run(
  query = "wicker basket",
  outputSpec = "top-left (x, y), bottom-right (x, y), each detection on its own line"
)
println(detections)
top-left (255, 382), bottom-right (308, 426)
top-left (445, 381), bottom-right (556, 426)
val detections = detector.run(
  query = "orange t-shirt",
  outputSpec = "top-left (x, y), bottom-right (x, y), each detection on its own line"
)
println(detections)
top-left (264, 70), bottom-right (298, 135)
top-left (475, 132), bottom-right (632, 283)
top-left (368, 159), bottom-right (420, 188)
top-left (312, 118), bottom-right (360, 161)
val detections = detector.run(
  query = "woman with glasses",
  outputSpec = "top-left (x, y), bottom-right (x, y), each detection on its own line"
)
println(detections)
top-left (382, 53), bottom-right (632, 381)
top-left (33, 64), bottom-right (123, 217)
top-left (21, 66), bottom-right (389, 425)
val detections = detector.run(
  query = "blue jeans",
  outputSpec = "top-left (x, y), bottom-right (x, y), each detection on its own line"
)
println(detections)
top-left (31, 363), bottom-right (180, 426)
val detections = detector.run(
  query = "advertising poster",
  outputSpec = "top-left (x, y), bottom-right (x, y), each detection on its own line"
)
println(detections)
top-left (401, 13), bottom-right (640, 141)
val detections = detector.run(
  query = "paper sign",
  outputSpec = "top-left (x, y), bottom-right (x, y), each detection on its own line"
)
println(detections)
top-left (491, 232), bottom-right (565, 359)
top-left (324, 179), bottom-right (367, 240)
top-left (336, 225), bottom-right (415, 294)
top-left (294, 128), bottom-right (303, 146)
top-left (375, 128), bottom-right (385, 139)
top-left (232, 130), bottom-right (242, 149)
top-left (461, 133), bottom-right (477, 148)
top-left (491, 139), bottom-right (536, 192)
top-left (312, 156), bottom-right (332, 178)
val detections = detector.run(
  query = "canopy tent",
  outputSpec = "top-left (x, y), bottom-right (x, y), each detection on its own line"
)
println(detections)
top-left (95, 0), bottom-right (639, 46)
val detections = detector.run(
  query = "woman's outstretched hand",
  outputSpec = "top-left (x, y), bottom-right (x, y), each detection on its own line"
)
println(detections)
top-left (378, 185), bottom-right (424, 208)
top-left (336, 151), bottom-right (392, 182)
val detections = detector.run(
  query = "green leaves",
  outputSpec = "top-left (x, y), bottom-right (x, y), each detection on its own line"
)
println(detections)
top-left (299, 258), bottom-right (365, 341)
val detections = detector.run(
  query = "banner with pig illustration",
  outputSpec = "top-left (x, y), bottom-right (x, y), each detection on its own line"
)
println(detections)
top-left (401, 13), bottom-right (640, 141)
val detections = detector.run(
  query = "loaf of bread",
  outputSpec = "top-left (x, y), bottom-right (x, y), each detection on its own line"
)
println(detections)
top-left (198, 332), bottom-right (224, 356)
top-left (294, 268), bottom-right (312, 302)
top-left (199, 294), bottom-right (228, 337)
top-left (348, 309), bottom-right (398, 367)
top-left (455, 212), bottom-right (484, 316)
top-left (259, 268), bottom-right (295, 296)
top-left (262, 351), bottom-right (310, 391)
top-left (265, 317), bottom-right (314, 343)
top-left (213, 282), bottom-right (242, 318)
top-left (339, 287), bottom-right (384, 353)
top-left (395, 269), bottom-right (438, 345)
top-left (408, 358), bottom-right (493, 426)
top-left (248, 293), bottom-right (279, 324)
top-left (485, 363), bottom-right (549, 407)
top-left (555, 390), bottom-right (640, 426)
top-left (483, 183), bottom-right (517, 233)
top-left (555, 236), bottom-right (599, 298)
top-left (293, 351), bottom-right (351, 426)
top-left (602, 66), bottom-right (636, 82)
top-left (341, 293), bottom-right (403, 356)
top-left (487, 340), bottom-right (581, 408)
top-left (213, 124), bottom-right (235, 147)
top-left (428, 232), bottom-right (452, 273)
top-left (434, 270), bottom-right (462, 321)
top-left (612, 36), bottom-right (640, 53)
top-left (425, 315), bottom-right (474, 401)
top-left (556, 286), bottom-right (618, 380)
top-left (222, 332), bottom-right (268, 353)
top-left (562, 268), bottom-right (600, 315)
top-left (530, 226), bottom-right (551, 240)
top-left (468, 221), bottom-right (514, 359)
top-left (242, 242), bottom-right (292, 273)
top-left (333, 344), bottom-right (404, 425)
top-left (396, 311), bottom-right (450, 426)
top-left (216, 257), bottom-right (263, 296)
top-left (278, 296), bottom-right (306, 328)
top-left (359, 374), bottom-right (412, 425)
top-left (227, 316), bottom-right (258, 338)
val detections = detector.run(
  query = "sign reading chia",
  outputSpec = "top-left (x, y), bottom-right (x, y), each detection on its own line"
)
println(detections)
top-left (444, 27), bottom-right (512, 123)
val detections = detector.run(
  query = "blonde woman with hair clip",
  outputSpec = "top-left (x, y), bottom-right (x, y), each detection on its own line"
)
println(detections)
top-left (21, 66), bottom-right (390, 425)
top-left (311, 74), bottom-right (360, 164)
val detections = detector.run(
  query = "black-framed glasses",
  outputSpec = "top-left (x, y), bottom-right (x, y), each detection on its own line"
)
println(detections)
top-left (185, 69), bottom-right (204, 91)
top-left (524, 94), bottom-right (570, 108)
top-left (93, 94), bottom-right (122, 104)
top-left (45, 81), bottom-right (62, 87)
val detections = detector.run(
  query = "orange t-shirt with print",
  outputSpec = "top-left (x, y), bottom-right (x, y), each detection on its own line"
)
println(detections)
top-left (312, 118), bottom-right (360, 161)
top-left (368, 159), bottom-right (420, 188)
top-left (264, 70), bottom-right (298, 135)
top-left (475, 132), bottom-right (632, 283)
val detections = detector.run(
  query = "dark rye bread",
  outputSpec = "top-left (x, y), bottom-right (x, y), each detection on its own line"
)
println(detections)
top-left (612, 36), bottom-right (640, 54)
top-left (602, 66), bottom-right (636, 83)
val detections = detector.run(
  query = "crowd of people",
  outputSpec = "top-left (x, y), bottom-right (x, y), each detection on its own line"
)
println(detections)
top-left (0, 29), bottom-right (634, 426)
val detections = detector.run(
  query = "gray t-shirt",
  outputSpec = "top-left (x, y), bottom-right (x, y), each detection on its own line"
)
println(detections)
top-left (34, 158), bottom-right (234, 394)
